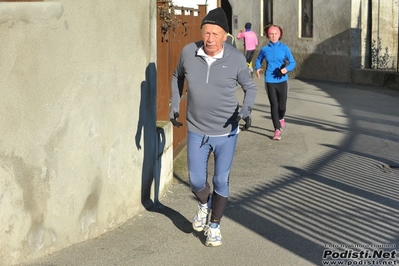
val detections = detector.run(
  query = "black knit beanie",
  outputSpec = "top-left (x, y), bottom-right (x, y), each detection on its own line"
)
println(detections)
top-left (200, 7), bottom-right (229, 33)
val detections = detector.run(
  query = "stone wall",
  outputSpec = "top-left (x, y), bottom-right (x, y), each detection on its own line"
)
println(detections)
top-left (352, 69), bottom-right (399, 90)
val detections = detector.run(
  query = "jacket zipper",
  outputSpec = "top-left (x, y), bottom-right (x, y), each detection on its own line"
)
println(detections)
top-left (206, 65), bottom-right (210, 84)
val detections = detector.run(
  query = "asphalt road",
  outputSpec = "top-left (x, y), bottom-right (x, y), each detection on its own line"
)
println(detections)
top-left (20, 77), bottom-right (399, 266)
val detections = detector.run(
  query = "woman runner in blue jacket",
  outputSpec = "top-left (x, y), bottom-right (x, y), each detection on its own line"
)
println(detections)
top-left (255, 25), bottom-right (296, 140)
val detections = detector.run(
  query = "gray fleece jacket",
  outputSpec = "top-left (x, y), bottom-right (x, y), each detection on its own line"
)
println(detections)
top-left (170, 40), bottom-right (257, 136)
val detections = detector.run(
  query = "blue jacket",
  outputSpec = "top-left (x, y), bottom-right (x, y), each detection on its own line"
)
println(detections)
top-left (255, 41), bottom-right (296, 83)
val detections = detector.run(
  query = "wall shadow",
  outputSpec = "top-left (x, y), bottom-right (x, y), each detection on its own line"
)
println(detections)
top-left (135, 63), bottom-right (191, 232)
top-left (135, 63), bottom-right (158, 209)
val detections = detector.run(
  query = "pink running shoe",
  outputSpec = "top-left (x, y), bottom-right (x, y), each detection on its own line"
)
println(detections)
top-left (279, 119), bottom-right (287, 131)
top-left (273, 129), bottom-right (281, 140)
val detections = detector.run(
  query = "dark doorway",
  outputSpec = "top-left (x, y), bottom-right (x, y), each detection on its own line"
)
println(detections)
top-left (221, 0), bottom-right (233, 33)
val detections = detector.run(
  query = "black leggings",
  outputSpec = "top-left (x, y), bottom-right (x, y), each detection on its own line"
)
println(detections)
top-left (244, 50), bottom-right (255, 64)
top-left (266, 81), bottom-right (288, 130)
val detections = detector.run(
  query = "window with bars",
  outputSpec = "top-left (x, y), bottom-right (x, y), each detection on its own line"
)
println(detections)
top-left (301, 0), bottom-right (313, 38)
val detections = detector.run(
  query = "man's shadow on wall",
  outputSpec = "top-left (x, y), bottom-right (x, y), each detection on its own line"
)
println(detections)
top-left (135, 63), bottom-right (191, 234)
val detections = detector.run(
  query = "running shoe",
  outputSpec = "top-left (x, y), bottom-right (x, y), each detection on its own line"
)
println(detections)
top-left (204, 222), bottom-right (222, 247)
top-left (192, 204), bottom-right (209, 232)
top-left (247, 62), bottom-right (253, 73)
top-left (273, 129), bottom-right (281, 140)
top-left (279, 119), bottom-right (287, 131)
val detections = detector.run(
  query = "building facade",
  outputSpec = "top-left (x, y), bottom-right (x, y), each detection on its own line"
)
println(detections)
top-left (228, 0), bottom-right (398, 84)
top-left (185, 0), bottom-right (398, 86)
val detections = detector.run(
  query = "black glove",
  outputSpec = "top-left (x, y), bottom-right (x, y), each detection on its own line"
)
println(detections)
top-left (280, 62), bottom-right (287, 76)
top-left (170, 112), bottom-right (183, 127)
top-left (237, 106), bottom-right (252, 131)
top-left (236, 114), bottom-right (251, 131)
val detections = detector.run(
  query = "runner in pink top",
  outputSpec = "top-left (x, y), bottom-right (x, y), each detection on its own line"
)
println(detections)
top-left (237, 22), bottom-right (259, 69)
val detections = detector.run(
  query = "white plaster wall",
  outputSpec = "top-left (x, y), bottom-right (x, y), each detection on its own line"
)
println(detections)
top-left (0, 1), bottom-right (173, 265)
